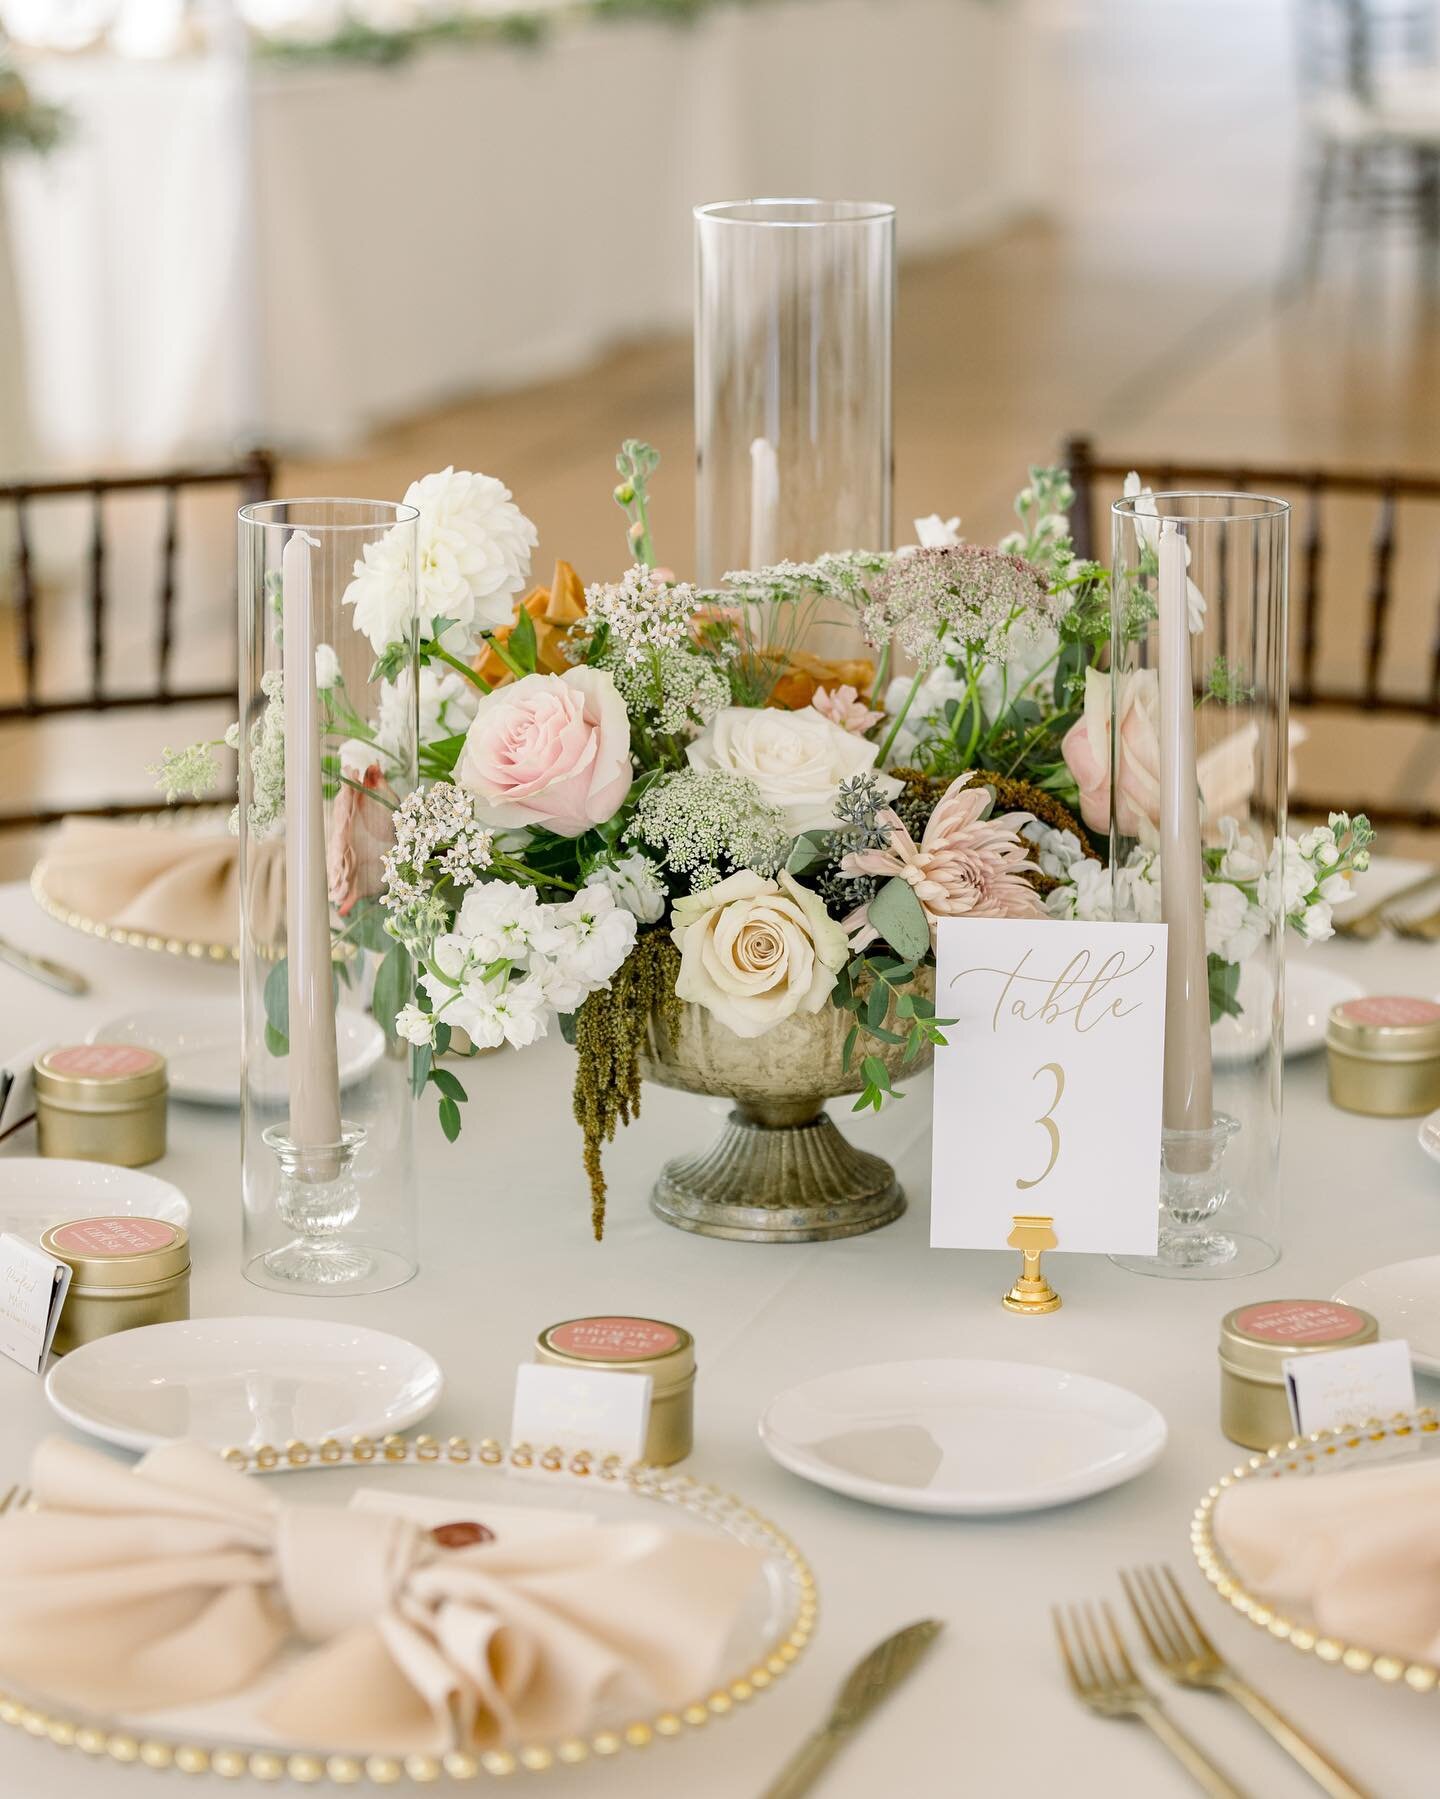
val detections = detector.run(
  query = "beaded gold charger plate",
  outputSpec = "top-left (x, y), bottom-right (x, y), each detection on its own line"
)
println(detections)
top-left (0, 1433), bottom-right (817, 1785)
top-left (1192, 1407), bottom-right (1440, 1693)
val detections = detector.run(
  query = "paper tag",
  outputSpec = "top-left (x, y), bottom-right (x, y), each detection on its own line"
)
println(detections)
top-left (350, 1488), bottom-right (595, 1542)
top-left (0, 1233), bottom-right (71, 1372)
top-left (930, 918), bottom-right (1168, 1254)
top-left (510, 1363), bottom-right (652, 1461)
top-left (1285, 1340), bottom-right (1417, 1436)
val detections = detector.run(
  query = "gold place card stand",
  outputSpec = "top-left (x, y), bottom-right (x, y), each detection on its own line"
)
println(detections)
top-left (1003, 1214), bottom-right (1061, 1314)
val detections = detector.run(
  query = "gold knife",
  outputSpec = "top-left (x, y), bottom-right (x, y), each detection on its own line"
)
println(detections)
top-left (0, 936), bottom-right (89, 997)
top-left (760, 1619), bottom-right (943, 1799)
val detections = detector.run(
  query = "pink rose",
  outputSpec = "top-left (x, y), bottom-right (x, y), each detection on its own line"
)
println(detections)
top-left (457, 665), bottom-right (632, 837)
top-left (1061, 667), bottom-right (1161, 841)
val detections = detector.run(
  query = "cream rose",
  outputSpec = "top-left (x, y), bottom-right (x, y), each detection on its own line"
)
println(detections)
top-left (670, 870), bottom-right (849, 1038)
top-left (685, 705), bottom-right (898, 837)
top-left (457, 666), bottom-right (632, 838)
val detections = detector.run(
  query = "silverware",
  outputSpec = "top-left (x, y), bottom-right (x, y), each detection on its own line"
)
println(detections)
top-left (1054, 1600), bottom-right (1250, 1799)
top-left (760, 1618), bottom-right (942, 1798)
top-left (1333, 868), bottom-right (1440, 940)
top-left (0, 937), bottom-right (88, 997)
top-left (0, 1486), bottom-right (32, 1516)
top-left (1122, 1566), bottom-right (1371, 1799)
top-left (1388, 902), bottom-right (1440, 942)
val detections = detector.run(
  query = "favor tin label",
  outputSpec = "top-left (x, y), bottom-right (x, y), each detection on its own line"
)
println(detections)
top-left (49, 1216), bottom-right (178, 1257)
top-left (1233, 1299), bottom-right (1368, 1345)
top-left (546, 1317), bottom-right (681, 1360)
top-left (45, 1045), bottom-right (163, 1081)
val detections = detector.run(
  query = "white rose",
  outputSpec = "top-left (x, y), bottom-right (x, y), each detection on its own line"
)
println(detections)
top-left (592, 851), bottom-right (667, 924)
top-left (670, 870), bottom-right (848, 1039)
top-left (686, 706), bottom-right (899, 836)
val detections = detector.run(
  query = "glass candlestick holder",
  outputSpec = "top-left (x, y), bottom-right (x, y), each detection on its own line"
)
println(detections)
top-left (237, 498), bottom-right (420, 1297)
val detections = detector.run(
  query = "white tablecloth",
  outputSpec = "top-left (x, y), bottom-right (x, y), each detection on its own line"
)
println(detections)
top-left (0, 0), bottom-right (1052, 468)
top-left (0, 874), bottom-right (1436, 1796)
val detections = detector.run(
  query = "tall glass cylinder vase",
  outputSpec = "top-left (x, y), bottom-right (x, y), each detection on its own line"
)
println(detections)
top-left (694, 199), bottom-right (894, 606)
top-left (237, 499), bottom-right (420, 1296)
top-left (1108, 492), bottom-right (1289, 1280)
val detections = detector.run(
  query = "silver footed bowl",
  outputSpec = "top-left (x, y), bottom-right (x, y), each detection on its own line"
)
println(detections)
top-left (639, 971), bottom-right (934, 1243)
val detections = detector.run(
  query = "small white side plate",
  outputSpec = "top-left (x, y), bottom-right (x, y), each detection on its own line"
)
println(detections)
top-left (1336, 1257), bottom-right (1440, 1377)
top-left (46, 1317), bottom-right (444, 1453)
top-left (89, 999), bottom-right (385, 1108)
top-left (1211, 961), bottom-right (1362, 1067)
top-left (759, 1359), bottom-right (1166, 1515)
top-left (0, 1159), bottom-right (190, 1241)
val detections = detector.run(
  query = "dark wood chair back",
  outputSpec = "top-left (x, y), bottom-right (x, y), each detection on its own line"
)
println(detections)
top-left (0, 450), bottom-right (272, 829)
top-left (1064, 434), bottom-right (1440, 831)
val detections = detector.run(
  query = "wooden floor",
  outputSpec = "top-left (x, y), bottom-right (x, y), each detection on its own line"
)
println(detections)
top-left (3, 0), bottom-right (1439, 872)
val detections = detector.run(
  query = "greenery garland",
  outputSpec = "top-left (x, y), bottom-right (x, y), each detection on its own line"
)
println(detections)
top-left (0, 61), bottom-right (67, 155)
top-left (572, 926), bottom-right (682, 1242)
top-left (256, 0), bottom-right (809, 68)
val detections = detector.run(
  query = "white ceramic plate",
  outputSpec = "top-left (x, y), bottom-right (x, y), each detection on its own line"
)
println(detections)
top-left (1335, 1257), bottom-right (1440, 1376)
top-left (45, 1317), bottom-right (444, 1452)
top-left (1211, 961), bottom-right (1362, 1067)
top-left (0, 1158), bottom-right (190, 1241)
top-left (758, 1358), bottom-right (1167, 1515)
top-left (89, 999), bottom-right (386, 1107)
top-left (1419, 1109), bottom-right (1440, 1171)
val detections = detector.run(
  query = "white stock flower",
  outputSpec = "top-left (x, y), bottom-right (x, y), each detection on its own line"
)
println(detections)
top-left (913, 513), bottom-right (961, 548)
top-left (314, 643), bottom-right (341, 690)
top-left (454, 880), bottom-right (553, 964)
top-left (670, 870), bottom-right (849, 1039)
top-left (1258, 838), bottom-right (1310, 918)
top-left (1123, 471), bottom-right (1206, 633)
top-left (686, 706), bottom-right (898, 836)
top-left (591, 851), bottom-right (667, 924)
top-left (1299, 903), bottom-right (1335, 943)
top-left (1204, 883), bottom-right (1268, 962)
top-left (395, 1003), bottom-right (435, 1047)
top-left (550, 885), bottom-right (639, 986)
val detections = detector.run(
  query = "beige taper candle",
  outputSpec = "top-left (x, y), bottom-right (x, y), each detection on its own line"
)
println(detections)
top-left (1157, 519), bottom-right (1214, 1143)
top-left (281, 526), bottom-right (342, 1177)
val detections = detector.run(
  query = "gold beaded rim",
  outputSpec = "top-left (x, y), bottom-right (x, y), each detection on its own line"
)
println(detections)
top-left (30, 862), bottom-right (237, 964)
top-left (0, 1432), bottom-right (817, 1783)
top-left (1191, 1406), bottom-right (1440, 1693)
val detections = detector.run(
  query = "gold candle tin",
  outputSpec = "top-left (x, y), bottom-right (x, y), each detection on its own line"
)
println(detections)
top-left (536, 1315), bottom-right (695, 1466)
top-left (1325, 996), bottom-right (1440, 1118)
top-left (39, 1216), bottom-right (190, 1356)
top-left (34, 1044), bottom-right (168, 1166)
top-left (1219, 1299), bottom-right (1378, 1450)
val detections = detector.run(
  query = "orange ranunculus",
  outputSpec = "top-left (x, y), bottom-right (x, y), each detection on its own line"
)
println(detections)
top-left (474, 559), bottom-right (586, 684)
top-left (762, 646), bottom-right (875, 711)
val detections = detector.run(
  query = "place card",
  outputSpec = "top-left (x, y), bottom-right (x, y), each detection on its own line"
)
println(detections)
top-left (1285, 1340), bottom-right (1416, 1437)
top-left (930, 918), bottom-right (1168, 1255)
top-left (0, 1232), bottom-right (71, 1373)
top-left (351, 1488), bottom-right (596, 1542)
top-left (510, 1362), bottom-right (652, 1462)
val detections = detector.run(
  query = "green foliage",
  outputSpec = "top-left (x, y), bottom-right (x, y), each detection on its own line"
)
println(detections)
top-left (372, 943), bottom-right (413, 1046)
top-left (263, 959), bottom-right (289, 1058)
top-left (1208, 953), bottom-right (1242, 1025)
top-left (831, 953), bottom-right (957, 1112)
top-left (865, 878), bottom-right (931, 963)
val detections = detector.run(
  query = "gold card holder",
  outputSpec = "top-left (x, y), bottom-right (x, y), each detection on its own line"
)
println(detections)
top-left (1002, 1214), bottom-right (1061, 1314)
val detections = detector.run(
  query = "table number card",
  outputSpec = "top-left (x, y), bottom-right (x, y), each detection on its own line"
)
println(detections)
top-left (0, 1232), bottom-right (71, 1373)
top-left (931, 918), bottom-right (1168, 1256)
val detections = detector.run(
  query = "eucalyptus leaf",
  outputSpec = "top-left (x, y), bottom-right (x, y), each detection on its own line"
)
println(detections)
top-left (438, 1097), bottom-right (462, 1143)
top-left (865, 877), bottom-right (931, 963)
top-left (373, 942), bottom-right (413, 1044)
top-left (347, 899), bottom-right (392, 955)
top-left (409, 1044), bottom-right (432, 1098)
top-left (263, 958), bottom-right (289, 1055)
top-left (785, 830), bottom-right (831, 878)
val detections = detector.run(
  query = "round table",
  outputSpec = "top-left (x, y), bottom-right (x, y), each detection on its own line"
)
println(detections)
top-left (0, 876), bottom-right (1435, 1797)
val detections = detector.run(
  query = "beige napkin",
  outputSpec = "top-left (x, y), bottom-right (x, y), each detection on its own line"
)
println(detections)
top-left (1214, 1457), bottom-right (1440, 1662)
top-left (37, 819), bottom-right (251, 951)
top-left (0, 1439), bottom-right (762, 1756)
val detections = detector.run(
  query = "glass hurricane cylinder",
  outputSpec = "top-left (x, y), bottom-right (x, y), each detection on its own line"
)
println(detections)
top-left (1108, 492), bottom-right (1289, 1280)
top-left (693, 199), bottom-right (894, 599)
top-left (237, 499), bottom-right (420, 1296)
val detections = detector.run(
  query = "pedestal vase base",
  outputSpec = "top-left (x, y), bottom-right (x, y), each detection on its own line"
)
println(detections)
top-left (650, 1107), bottom-right (905, 1243)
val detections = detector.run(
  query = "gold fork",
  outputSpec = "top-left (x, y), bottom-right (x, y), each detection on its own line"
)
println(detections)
top-left (1332, 868), bottom-right (1440, 940)
top-left (1121, 1568), bottom-right (1371, 1799)
top-left (1387, 904), bottom-right (1440, 942)
top-left (0, 1486), bottom-right (30, 1515)
top-left (1053, 1601), bottom-right (1250, 1798)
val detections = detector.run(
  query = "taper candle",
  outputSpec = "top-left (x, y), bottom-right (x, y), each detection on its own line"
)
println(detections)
top-left (281, 526), bottom-right (342, 1175)
top-left (1158, 519), bottom-right (1213, 1137)
top-left (748, 436), bottom-right (779, 570)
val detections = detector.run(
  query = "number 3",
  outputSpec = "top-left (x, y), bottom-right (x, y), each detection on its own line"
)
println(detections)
top-left (1016, 1062), bottom-right (1064, 1191)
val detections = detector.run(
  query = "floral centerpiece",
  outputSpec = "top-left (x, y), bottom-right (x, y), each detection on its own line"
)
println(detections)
top-left (160, 450), bottom-right (1372, 1241)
